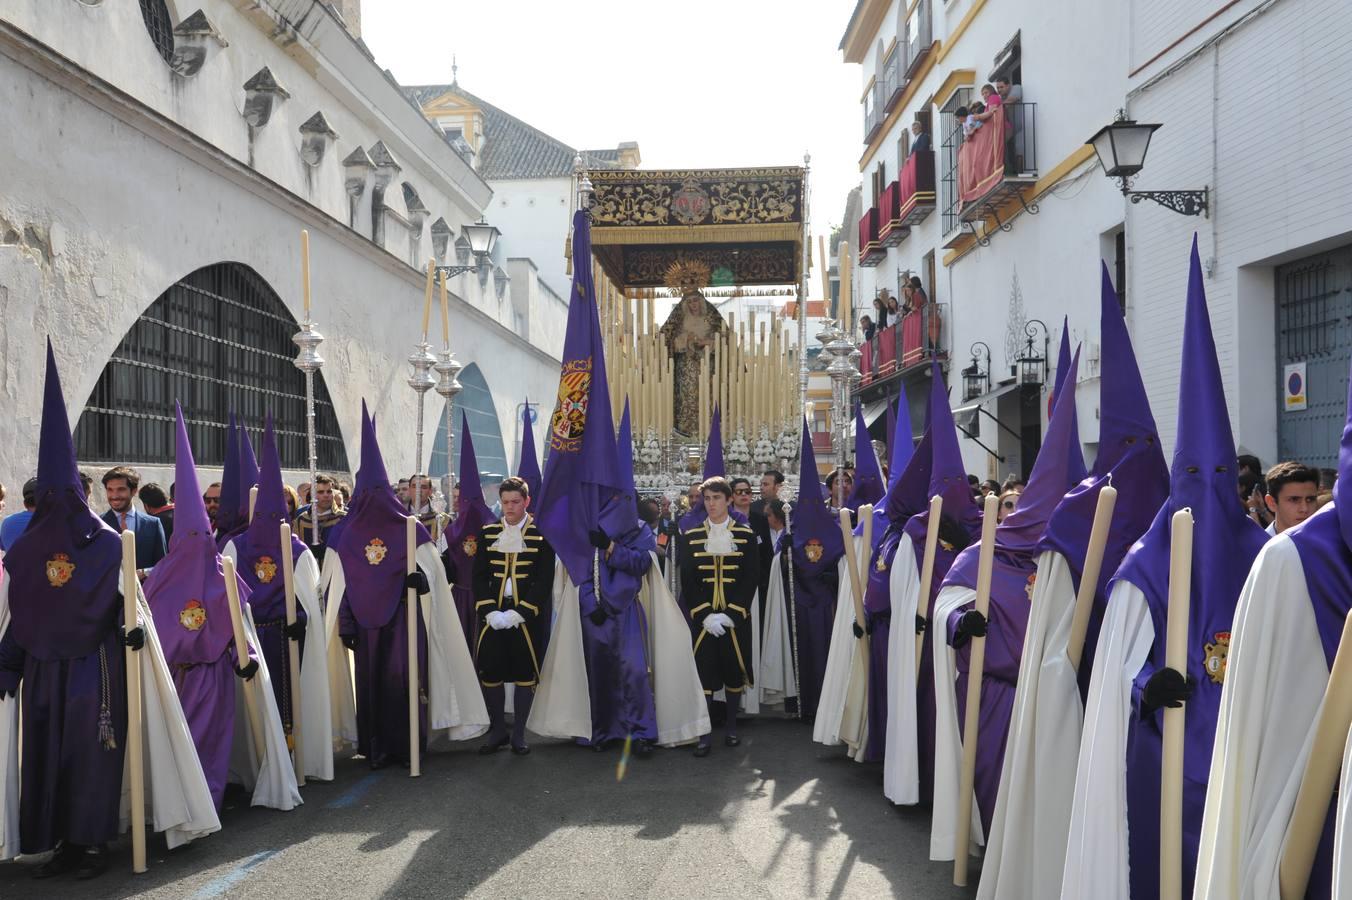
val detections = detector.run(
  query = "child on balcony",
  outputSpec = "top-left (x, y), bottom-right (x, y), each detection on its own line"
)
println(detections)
top-left (962, 103), bottom-right (984, 139)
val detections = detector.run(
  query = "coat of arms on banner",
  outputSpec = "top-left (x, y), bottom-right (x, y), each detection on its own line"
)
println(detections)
top-left (365, 538), bottom-right (388, 566)
top-left (550, 357), bottom-right (592, 452)
top-left (671, 177), bottom-right (711, 226)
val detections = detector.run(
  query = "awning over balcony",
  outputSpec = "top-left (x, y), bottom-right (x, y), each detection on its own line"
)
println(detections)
top-left (897, 149), bottom-right (937, 226)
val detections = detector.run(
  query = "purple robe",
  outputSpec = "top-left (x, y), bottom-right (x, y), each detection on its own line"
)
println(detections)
top-left (577, 525), bottom-right (658, 744)
top-left (862, 525), bottom-right (903, 761)
top-left (789, 541), bottom-right (839, 722)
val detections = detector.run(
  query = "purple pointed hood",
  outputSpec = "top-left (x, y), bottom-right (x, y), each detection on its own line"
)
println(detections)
top-left (233, 415), bottom-right (306, 622)
top-left (599, 401), bottom-right (641, 542)
top-left (792, 419), bottom-right (845, 576)
top-left (1039, 264), bottom-right (1170, 599)
top-left (518, 399), bottom-right (542, 500)
top-left (887, 386), bottom-right (915, 493)
top-left (1114, 237), bottom-right (1267, 641)
top-left (925, 361), bottom-right (981, 535)
top-left (846, 402), bottom-right (885, 511)
top-left (144, 404), bottom-right (248, 664)
top-left (238, 425), bottom-right (260, 522)
top-left (704, 405), bottom-right (725, 479)
top-left (215, 413), bottom-right (241, 537)
top-left (5, 342), bottom-right (123, 659)
top-left (947, 350), bottom-right (1085, 588)
top-left (1053, 320), bottom-right (1089, 485)
top-left (332, 402), bottom-right (433, 629)
top-left (445, 411), bottom-right (497, 576)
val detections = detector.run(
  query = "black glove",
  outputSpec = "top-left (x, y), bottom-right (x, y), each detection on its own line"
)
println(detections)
top-left (404, 571), bottom-right (430, 595)
top-left (284, 618), bottom-right (306, 642)
top-left (0, 677), bottom-right (17, 700)
top-left (1142, 667), bottom-right (1195, 712)
top-left (852, 620), bottom-right (865, 639)
top-left (341, 633), bottom-right (358, 651)
top-left (589, 528), bottom-right (611, 550)
top-left (938, 514), bottom-right (973, 554)
top-left (915, 614), bottom-right (928, 634)
top-left (955, 610), bottom-right (988, 642)
top-left (234, 659), bottom-right (260, 681)
top-left (588, 606), bottom-right (608, 626)
top-left (121, 626), bottom-right (145, 651)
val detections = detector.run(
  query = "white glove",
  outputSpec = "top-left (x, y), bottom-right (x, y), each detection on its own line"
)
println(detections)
top-left (712, 613), bottom-right (735, 632)
top-left (702, 615), bottom-right (727, 637)
top-left (486, 611), bottom-right (507, 630)
top-left (501, 609), bottom-right (526, 629)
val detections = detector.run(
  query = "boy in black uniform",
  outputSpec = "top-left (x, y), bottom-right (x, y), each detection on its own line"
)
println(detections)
top-left (473, 476), bottom-right (555, 755)
top-left (679, 476), bottom-right (760, 757)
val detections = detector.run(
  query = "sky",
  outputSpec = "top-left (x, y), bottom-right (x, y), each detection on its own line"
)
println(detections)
top-left (361, 0), bottom-right (862, 278)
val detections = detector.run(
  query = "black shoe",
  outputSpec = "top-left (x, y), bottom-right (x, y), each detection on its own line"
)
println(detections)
top-left (632, 739), bottom-right (654, 758)
top-left (591, 741), bottom-right (608, 753)
top-left (73, 846), bottom-right (108, 881)
top-left (510, 743), bottom-right (531, 756)
top-left (724, 735), bottom-right (741, 748)
top-left (693, 742), bottom-right (711, 758)
top-left (478, 734), bottom-right (510, 755)
top-left (32, 843), bottom-right (82, 879)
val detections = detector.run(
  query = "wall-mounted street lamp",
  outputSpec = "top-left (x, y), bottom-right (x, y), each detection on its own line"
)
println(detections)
top-left (436, 217), bottom-right (501, 278)
top-left (963, 341), bottom-right (991, 401)
top-left (1086, 111), bottom-right (1209, 217)
top-left (1018, 319), bottom-right (1049, 386)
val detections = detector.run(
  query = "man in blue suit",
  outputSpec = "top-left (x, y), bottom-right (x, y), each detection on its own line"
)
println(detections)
top-left (100, 465), bottom-right (167, 575)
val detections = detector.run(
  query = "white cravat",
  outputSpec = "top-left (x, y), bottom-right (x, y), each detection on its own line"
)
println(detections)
top-left (705, 517), bottom-right (735, 555)
top-left (492, 515), bottom-right (529, 596)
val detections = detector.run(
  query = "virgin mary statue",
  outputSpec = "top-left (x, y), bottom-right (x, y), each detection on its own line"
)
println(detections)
top-left (658, 259), bottom-right (727, 436)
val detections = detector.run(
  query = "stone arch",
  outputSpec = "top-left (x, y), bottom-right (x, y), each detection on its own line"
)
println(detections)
top-left (428, 362), bottom-right (508, 495)
top-left (74, 262), bottom-right (349, 473)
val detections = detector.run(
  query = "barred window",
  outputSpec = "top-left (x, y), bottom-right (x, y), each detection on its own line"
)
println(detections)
top-left (138, 0), bottom-right (176, 65)
top-left (75, 263), bottom-right (349, 472)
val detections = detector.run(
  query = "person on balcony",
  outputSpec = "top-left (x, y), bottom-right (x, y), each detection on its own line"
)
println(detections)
top-left (903, 276), bottom-right (939, 352)
top-left (860, 315), bottom-right (876, 342)
top-left (873, 294), bottom-right (890, 330)
top-left (963, 102), bottom-right (984, 139)
top-left (995, 79), bottom-right (1026, 172)
top-left (909, 120), bottom-right (931, 155)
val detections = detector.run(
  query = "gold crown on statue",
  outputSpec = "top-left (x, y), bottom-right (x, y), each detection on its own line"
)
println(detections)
top-left (663, 258), bottom-right (712, 293)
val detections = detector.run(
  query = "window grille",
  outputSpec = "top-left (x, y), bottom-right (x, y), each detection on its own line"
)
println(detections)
top-left (138, 0), bottom-right (176, 65)
top-left (75, 263), bottom-right (349, 472)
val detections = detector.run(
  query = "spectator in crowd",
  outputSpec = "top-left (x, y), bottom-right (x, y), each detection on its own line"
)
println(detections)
top-left (1238, 454), bottom-right (1264, 481)
top-left (826, 467), bottom-right (855, 508)
top-left (967, 474), bottom-right (982, 500)
top-left (297, 481), bottom-right (311, 505)
top-left (1001, 474), bottom-right (1026, 494)
top-left (909, 119), bottom-right (932, 155)
top-left (885, 291), bottom-right (901, 319)
top-left (765, 499), bottom-right (787, 549)
top-left (873, 294), bottom-right (891, 331)
top-left (0, 477), bottom-right (38, 552)
top-left (860, 314), bottom-right (876, 342)
top-left (283, 484), bottom-right (299, 519)
top-left (100, 465), bottom-right (167, 572)
top-left (730, 477), bottom-right (755, 519)
top-left (997, 489), bottom-right (1021, 524)
top-left (1263, 461), bottom-right (1321, 536)
top-left (139, 481), bottom-right (175, 544)
top-left (757, 470), bottom-right (785, 510)
top-left (203, 481), bottom-right (222, 531)
top-left (78, 470), bottom-right (93, 502)
top-left (397, 477), bottom-right (410, 502)
top-left (337, 480), bottom-right (353, 509)
top-left (1239, 470), bottom-right (1269, 528)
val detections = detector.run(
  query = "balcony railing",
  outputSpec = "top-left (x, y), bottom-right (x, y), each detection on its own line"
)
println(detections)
top-left (957, 103), bottom-right (1038, 222)
top-left (904, 0), bottom-right (933, 79)
top-left (881, 45), bottom-right (903, 114)
top-left (863, 85), bottom-right (882, 143)
top-left (858, 207), bottom-right (885, 267)
top-left (897, 148), bottom-right (937, 227)
top-left (878, 181), bottom-right (906, 247)
top-left (859, 301), bottom-right (948, 385)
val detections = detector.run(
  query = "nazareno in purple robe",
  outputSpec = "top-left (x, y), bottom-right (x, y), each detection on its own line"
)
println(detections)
top-left (442, 414), bottom-right (496, 654)
top-left (577, 525), bottom-right (659, 745)
top-left (0, 344), bottom-right (128, 851)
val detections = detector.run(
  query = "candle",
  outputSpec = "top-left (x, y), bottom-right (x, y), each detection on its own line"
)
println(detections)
top-left (439, 270), bottom-right (450, 345)
top-left (301, 229), bottom-right (311, 315)
top-left (422, 259), bottom-right (434, 339)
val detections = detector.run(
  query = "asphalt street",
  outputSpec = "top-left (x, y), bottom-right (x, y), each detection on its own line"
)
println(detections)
top-left (0, 718), bottom-right (979, 899)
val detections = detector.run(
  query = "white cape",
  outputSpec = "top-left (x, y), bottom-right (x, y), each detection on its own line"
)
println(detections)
top-left (929, 583), bottom-right (985, 862)
top-left (883, 535), bottom-right (921, 804)
top-left (812, 556), bottom-right (860, 747)
top-left (1334, 713), bottom-right (1352, 898)
top-left (322, 543), bottom-right (489, 748)
top-left (319, 549), bottom-right (358, 745)
top-left (758, 550), bottom-right (797, 708)
top-left (530, 555), bottom-right (710, 747)
top-left (978, 551), bottom-right (1080, 899)
top-left (224, 541), bottom-right (334, 781)
top-left (227, 603), bottom-right (303, 811)
top-left (0, 579), bottom-right (220, 859)
top-left (1193, 534), bottom-right (1333, 900)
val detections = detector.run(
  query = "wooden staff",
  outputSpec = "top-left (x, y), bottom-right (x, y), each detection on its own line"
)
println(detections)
top-left (248, 485), bottom-right (259, 523)
top-left (223, 556), bottom-right (266, 763)
top-left (121, 530), bottom-right (147, 874)
top-left (1279, 609), bottom-right (1352, 900)
top-left (406, 515), bottom-right (421, 777)
top-left (955, 492), bottom-right (999, 886)
top-left (280, 523), bottom-right (305, 786)
top-left (1160, 508), bottom-right (1194, 900)
top-left (1066, 482), bottom-right (1118, 671)
top-left (916, 495), bottom-right (943, 677)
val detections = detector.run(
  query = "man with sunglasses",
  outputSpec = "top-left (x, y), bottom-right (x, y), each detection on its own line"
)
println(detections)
top-left (729, 478), bottom-right (755, 519)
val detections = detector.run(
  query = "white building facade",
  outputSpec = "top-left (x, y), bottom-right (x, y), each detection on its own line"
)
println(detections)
top-left (0, 0), bottom-right (567, 499)
top-left (839, 0), bottom-right (1352, 480)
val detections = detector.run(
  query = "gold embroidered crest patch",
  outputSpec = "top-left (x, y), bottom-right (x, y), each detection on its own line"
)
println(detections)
top-left (179, 599), bottom-right (206, 631)
top-left (45, 553), bottom-right (75, 587)
top-left (804, 538), bottom-right (823, 564)
top-left (365, 538), bottom-right (388, 566)
top-left (875, 553), bottom-right (887, 572)
top-left (462, 535), bottom-right (478, 557)
top-left (254, 556), bottom-right (277, 584)
top-left (1025, 573), bottom-right (1037, 601)
top-left (1203, 631), bottom-right (1230, 684)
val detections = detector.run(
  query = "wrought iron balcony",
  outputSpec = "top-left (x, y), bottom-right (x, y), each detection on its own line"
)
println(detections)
top-left (904, 0), bottom-right (934, 80)
top-left (858, 207), bottom-right (886, 267)
top-left (858, 301), bottom-right (948, 386)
